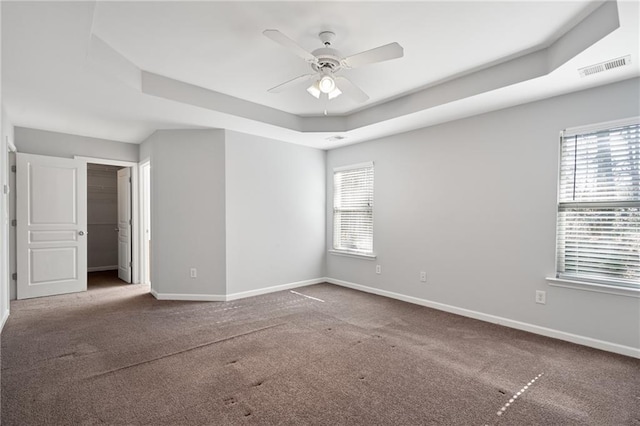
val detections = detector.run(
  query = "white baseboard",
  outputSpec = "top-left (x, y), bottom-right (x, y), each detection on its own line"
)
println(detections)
top-left (0, 307), bottom-right (10, 333)
top-left (88, 265), bottom-right (118, 272)
top-left (149, 278), bottom-right (326, 303)
top-left (150, 288), bottom-right (225, 302)
top-left (325, 277), bottom-right (640, 359)
top-left (225, 278), bottom-right (325, 301)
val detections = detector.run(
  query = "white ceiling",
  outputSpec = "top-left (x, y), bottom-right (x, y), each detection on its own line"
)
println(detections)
top-left (2, 1), bottom-right (639, 149)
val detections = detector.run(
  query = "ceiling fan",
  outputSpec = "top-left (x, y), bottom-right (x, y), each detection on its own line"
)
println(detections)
top-left (263, 29), bottom-right (404, 103)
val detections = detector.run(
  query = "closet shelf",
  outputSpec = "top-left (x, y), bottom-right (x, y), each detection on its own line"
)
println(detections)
top-left (88, 185), bottom-right (117, 193)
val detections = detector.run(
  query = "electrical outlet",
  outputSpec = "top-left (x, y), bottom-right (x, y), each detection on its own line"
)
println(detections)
top-left (420, 271), bottom-right (427, 282)
top-left (535, 290), bottom-right (546, 304)
top-left (190, 268), bottom-right (197, 278)
top-left (375, 265), bottom-right (381, 274)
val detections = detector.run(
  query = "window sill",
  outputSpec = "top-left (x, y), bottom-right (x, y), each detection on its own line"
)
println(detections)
top-left (329, 250), bottom-right (377, 260)
top-left (546, 277), bottom-right (640, 298)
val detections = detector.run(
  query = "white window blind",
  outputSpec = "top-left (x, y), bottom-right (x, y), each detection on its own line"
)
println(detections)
top-left (333, 162), bottom-right (374, 255)
top-left (557, 120), bottom-right (640, 288)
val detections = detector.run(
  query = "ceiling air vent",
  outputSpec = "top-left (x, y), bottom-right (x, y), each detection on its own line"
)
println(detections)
top-left (578, 55), bottom-right (631, 78)
top-left (326, 135), bottom-right (346, 142)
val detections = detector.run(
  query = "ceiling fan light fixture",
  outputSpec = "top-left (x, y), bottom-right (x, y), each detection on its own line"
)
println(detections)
top-left (306, 81), bottom-right (321, 99)
top-left (318, 75), bottom-right (336, 93)
top-left (328, 86), bottom-right (342, 100)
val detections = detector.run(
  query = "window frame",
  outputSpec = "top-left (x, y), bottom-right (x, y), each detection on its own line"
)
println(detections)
top-left (331, 161), bottom-right (375, 258)
top-left (553, 117), bottom-right (640, 294)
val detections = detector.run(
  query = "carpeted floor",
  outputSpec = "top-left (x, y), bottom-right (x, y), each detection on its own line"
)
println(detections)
top-left (1, 271), bottom-right (639, 425)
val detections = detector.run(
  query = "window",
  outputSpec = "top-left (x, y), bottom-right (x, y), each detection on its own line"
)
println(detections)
top-left (333, 162), bottom-right (374, 256)
top-left (556, 119), bottom-right (640, 289)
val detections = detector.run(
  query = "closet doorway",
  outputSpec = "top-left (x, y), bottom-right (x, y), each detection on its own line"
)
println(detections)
top-left (87, 163), bottom-right (131, 282)
top-left (77, 155), bottom-right (140, 287)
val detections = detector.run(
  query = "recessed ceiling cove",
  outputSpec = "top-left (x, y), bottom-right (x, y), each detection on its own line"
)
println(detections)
top-left (89, 1), bottom-right (605, 116)
top-left (2, 1), bottom-right (638, 148)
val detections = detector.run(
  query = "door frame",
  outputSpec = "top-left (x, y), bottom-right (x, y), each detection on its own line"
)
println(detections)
top-left (2, 138), bottom-right (17, 327)
top-left (139, 159), bottom-right (151, 285)
top-left (75, 156), bottom-right (140, 284)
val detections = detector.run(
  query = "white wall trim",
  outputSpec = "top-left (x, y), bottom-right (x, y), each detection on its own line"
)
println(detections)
top-left (138, 160), bottom-right (151, 287)
top-left (563, 116), bottom-right (639, 137)
top-left (149, 278), bottom-right (327, 302)
top-left (150, 289), bottom-right (225, 302)
top-left (74, 156), bottom-right (137, 168)
top-left (0, 308), bottom-right (9, 333)
top-left (88, 265), bottom-right (118, 272)
top-left (546, 277), bottom-right (640, 298)
top-left (328, 250), bottom-right (377, 260)
top-left (326, 277), bottom-right (640, 359)
top-left (7, 136), bottom-right (16, 153)
top-left (225, 278), bottom-right (325, 301)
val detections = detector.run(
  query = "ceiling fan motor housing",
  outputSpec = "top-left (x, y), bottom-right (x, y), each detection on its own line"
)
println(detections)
top-left (311, 47), bottom-right (342, 73)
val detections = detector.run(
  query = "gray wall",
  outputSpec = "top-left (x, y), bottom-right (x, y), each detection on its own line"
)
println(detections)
top-left (225, 131), bottom-right (325, 294)
top-left (145, 129), bottom-right (227, 297)
top-left (326, 77), bottom-right (640, 350)
top-left (139, 138), bottom-right (152, 162)
top-left (15, 127), bottom-right (138, 162)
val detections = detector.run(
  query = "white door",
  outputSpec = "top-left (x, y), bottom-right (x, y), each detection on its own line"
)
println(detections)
top-left (17, 153), bottom-right (87, 299)
top-left (117, 167), bottom-right (132, 283)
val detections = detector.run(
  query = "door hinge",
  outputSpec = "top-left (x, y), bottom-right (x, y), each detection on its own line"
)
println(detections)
top-left (129, 219), bottom-right (132, 225)
top-left (11, 219), bottom-right (16, 227)
top-left (129, 177), bottom-right (131, 183)
top-left (128, 261), bottom-right (132, 267)
top-left (11, 273), bottom-right (17, 281)
top-left (11, 165), bottom-right (16, 173)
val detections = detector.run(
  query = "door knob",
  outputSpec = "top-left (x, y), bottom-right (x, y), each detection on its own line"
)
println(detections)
top-left (115, 228), bottom-right (119, 232)
top-left (79, 231), bottom-right (85, 236)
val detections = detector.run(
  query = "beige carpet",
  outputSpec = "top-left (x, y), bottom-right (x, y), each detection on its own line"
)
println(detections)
top-left (2, 271), bottom-right (639, 425)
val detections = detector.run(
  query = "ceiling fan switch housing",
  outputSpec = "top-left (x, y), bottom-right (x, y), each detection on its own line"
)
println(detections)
top-left (319, 31), bottom-right (336, 46)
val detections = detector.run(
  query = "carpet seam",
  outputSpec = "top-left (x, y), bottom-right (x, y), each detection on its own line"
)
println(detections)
top-left (84, 322), bottom-right (286, 380)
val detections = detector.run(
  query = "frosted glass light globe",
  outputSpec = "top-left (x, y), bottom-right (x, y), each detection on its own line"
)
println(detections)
top-left (319, 75), bottom-right (336, 93)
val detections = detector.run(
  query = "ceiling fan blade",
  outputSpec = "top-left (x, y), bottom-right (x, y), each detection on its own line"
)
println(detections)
top-left (268, 73), bottom-right (316, 93)
top-left (342, 42), bottom-right (404, 69)
top-left (335, 76), bottom-right (369, 103)
top-left (263, 30), bottom-right (318, 64)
